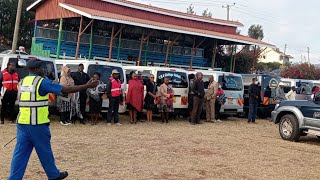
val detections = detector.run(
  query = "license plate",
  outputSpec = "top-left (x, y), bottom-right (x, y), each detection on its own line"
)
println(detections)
top-left (228, 98), bottom-right (233, 104)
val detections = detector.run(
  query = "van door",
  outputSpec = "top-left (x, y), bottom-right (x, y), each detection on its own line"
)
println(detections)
top-left (218, 74), bottom-right (244, 114)
top-left (156, 71), bottom-right (188, 111)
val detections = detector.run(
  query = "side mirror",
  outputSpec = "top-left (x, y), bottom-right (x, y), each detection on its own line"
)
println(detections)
top-left (18, 59), bottom-right (27, 67)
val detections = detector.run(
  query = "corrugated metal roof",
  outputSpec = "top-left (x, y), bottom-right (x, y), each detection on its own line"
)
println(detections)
top-left (60, 3), bottom-right (274, 48)
top-left (27, 0), bottom-right (242, 27)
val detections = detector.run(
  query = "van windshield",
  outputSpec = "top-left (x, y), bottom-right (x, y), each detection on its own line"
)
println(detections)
top-left (8, 58), bottom-right (56, 80)
top-left (156, 71), bottom-right (188, 88)
top-left (125, 69), bottom-right (151, 85)
top-left (218, 75), bottom-right (243, 91)
top-left (87, 65), bottom-right (124, 84)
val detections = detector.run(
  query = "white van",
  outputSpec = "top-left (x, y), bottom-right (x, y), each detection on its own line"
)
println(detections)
top-left (55, 60), bottom-right (127, 113)
top-left (187, 69), bottom-right (244, 117)
top-left (0, 54), bottom-right (58, 107)
top-left (123, 66), bottom-right (189, 115)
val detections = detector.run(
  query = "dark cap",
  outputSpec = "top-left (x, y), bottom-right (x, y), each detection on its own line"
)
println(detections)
top-left (27, 59), bottom-right (43, 68)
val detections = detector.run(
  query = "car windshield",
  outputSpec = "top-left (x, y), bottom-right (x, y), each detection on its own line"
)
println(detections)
top-left (87, 64), bottom-right (124, 84)
top-left (8, 58), bottom-right (56, 80)
top-left (218, 75), bottom-right (243, 91)
top-left (156, 71), bottom-right (188, 88)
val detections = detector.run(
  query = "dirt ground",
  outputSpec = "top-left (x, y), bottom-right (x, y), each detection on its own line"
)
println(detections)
top-left (0, 115), bottom-right (320, 180)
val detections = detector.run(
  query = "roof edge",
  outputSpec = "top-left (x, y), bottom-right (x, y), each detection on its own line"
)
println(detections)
top-left (27, 0), bottom-right (42, 11)
top-left (102, 0), bottom-right (243, 27)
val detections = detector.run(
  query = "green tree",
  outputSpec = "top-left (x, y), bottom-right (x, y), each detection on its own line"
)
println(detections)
top-left (202, 9), bottom-right (212, 18)
top-left (187, 4), bottom-right (196, 15)
top-left (248, 24), bottom-right (264, 40)
top-left (256, 62), bottom-right (281, 72)
top-left (0, 0), bottom-right (35, 50)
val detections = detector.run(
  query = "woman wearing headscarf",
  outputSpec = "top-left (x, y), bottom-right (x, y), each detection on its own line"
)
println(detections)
top-left (126, 71), bottom-right (144, 124)
top-left (59, 66), bottom-right (83, 125)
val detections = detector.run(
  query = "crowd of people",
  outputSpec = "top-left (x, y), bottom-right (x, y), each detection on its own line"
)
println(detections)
top-left (0, 62), bottom-right (227, 126)
top-left (53, 64), bottom-right (226, 126)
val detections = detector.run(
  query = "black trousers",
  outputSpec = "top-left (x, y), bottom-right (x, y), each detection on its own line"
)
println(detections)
top-left (188, 94), bottom-right (194, 115)
top-left (215, 102), bottom-right (222, 119)
top-left (79, 91), bottom-right (87, 119)
top-left (1, 90), bottom-right (18, 122)
top-left (107, 96), bottom-right (120, 123)
top-left (191, 96), bottom-right (204, 123)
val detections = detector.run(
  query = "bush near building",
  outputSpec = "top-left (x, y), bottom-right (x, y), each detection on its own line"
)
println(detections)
top-left (281, 63), bottom-right (320, 80)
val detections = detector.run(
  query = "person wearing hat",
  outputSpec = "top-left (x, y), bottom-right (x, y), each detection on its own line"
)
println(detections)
top-left (106, 69), bottom-right (123, 126)
top-left (0, 61), bottom-right (19, 125)
top-left (8, 59), bottom-right (98, 180)
top-left (275, 82), bottom-right (286, 102)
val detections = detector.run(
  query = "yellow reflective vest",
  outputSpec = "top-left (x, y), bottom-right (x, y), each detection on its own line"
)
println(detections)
top-left (17, 76), bottom-right (49, 125)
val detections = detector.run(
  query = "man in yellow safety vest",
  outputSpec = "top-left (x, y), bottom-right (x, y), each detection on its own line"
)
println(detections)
top-left (8, 59), bottom-right (98, 180)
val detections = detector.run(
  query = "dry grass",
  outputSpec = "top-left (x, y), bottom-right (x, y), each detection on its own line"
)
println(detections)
top-left (0, 115), bottom-right (320, 180)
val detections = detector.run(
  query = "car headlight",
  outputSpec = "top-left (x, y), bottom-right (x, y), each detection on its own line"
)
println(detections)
top-left (274, 104), bottom-right (279, 110)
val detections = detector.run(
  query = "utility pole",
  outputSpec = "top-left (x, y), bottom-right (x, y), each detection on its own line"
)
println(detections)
top-left (283, 44), bottom-right (287, 64)
top-left (307, 47), bottom-right (310, 67)
top-left (222, 3), bottom-right (235, 21)
top-left (11, 0), bottom-right (24, 54)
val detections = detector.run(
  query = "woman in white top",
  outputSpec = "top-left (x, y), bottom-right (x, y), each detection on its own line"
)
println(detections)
top-left (285, 86), bottom-right (296, 100)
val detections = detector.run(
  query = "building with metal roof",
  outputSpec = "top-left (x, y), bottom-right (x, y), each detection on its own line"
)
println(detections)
top-left (27, 0), bottom-right (274, 69)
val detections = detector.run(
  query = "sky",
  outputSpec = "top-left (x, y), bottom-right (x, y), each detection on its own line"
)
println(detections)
top-left (130, 0), bottom-right (320, 64)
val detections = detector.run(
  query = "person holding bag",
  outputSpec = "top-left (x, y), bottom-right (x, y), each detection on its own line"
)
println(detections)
top-left (159, 78), bottom-right (174, 123)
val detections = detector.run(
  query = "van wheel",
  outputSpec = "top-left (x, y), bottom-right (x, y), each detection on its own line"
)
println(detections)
top-left (279, 114), bottom-right (300, 141)
top-left (317, 136), bottom-right (320, 139)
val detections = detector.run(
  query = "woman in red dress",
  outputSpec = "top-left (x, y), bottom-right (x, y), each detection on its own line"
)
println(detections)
top-left (126, 71), bottom-right (144, 124)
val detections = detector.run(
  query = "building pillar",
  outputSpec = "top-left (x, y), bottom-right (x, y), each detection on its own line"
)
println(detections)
top-left (88, 21), bottom-right (94, 60)
top-left (75, 16), bottom-right (83, 60)
top-left (56, 18), bottom-right (63, 59)
top-left (211, 40), bottom-right (217, 69)
top-left (33, 20), bottom-right (37, 38)
top-left (108, 25), bottom-right (115, 61)
top-left (229, 45), bottom-right (234, 72)
top-left (116, 30), bottom-right (122, 62)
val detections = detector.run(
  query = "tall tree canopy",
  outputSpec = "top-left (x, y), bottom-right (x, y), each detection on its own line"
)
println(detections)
top-left (248, 24), bottom-right (264, 40)
top-left (187, 4), bottom-right (196, 15)
top-left (202, 9), bottom-right (212, 18)
top-left (0, 0), bottom-right (35, 49)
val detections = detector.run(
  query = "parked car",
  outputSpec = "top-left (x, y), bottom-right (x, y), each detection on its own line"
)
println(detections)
top-left (272, 95), bottom-right (320, 141)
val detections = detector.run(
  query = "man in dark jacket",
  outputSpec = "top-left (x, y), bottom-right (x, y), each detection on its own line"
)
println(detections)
top-left (248, 78), bottom-right (260, 123)
top-left (191, 72), bottom-right (205, 125)
top-left (187, 73), bottom-right (195, 121)
top-left (71, 64), bottom-right (90, 124)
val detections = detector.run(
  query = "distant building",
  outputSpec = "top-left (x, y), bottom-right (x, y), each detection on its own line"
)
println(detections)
top-left (258, 48), bottom-right (293, 64)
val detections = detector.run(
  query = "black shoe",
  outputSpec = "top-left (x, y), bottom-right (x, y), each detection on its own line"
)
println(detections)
top-left (196, 122), bottom-right (203, 124)
top-left (80, 120), bottom-right (86, 125)
top-left (49, 171), bottom-right (68, 180)
top-left (0, 121), bottom-right (4, 124)
top-left (190, 122), bottom-right (196, 125)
